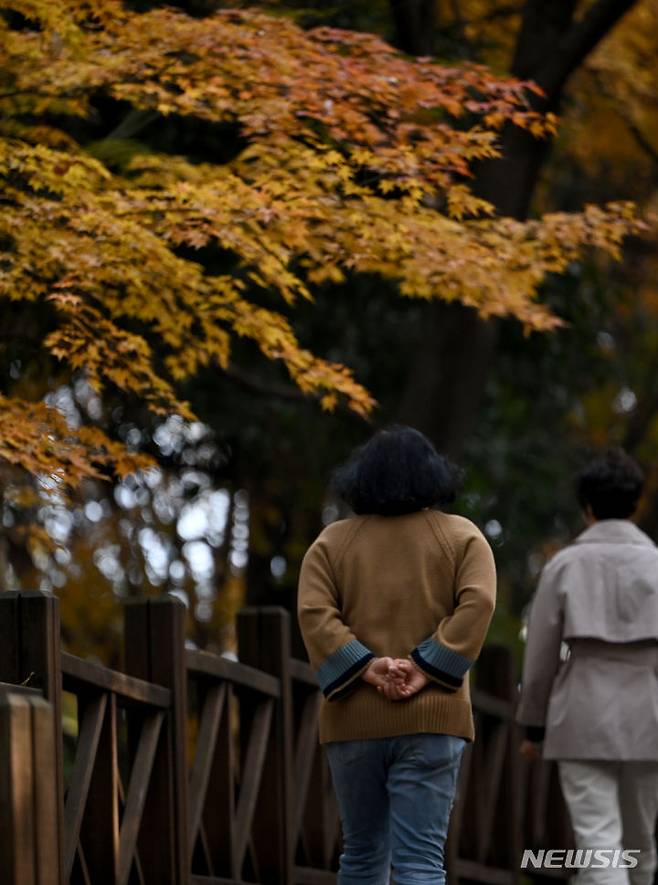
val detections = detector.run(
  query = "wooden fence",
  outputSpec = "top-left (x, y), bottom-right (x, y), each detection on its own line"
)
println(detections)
top-left (0, 590), bottom-right (573, 885)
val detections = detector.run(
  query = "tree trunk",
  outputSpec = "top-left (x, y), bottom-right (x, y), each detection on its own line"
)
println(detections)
top-left (397, 302), bottom-right (499, 455)
top-left (390, 0), bottom-right (440, 55)
top-left (392, 0), bottom-right (638, 456)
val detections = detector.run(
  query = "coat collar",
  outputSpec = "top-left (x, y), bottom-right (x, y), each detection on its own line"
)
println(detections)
top-left (574, 518), bottom-right (656, 548)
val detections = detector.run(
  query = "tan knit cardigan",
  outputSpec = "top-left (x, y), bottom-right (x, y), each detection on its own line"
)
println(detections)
top-left (297, 509), bottom-right (497, 744)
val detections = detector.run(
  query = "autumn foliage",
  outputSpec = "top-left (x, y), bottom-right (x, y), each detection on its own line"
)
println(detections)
top-left (0, 0), bottom-right (644, 489)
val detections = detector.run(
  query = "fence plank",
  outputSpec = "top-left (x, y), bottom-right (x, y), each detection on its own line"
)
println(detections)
top-left (31, 695), bottom-right (62, 885)
top-left (187, 649), bottom-right (280, 698)
top-left (124, 597), bottom-right (189, 885)
top-left (189, 683), bottom-right (226, 845)
top-left (477, 721), bottom-right (509, 863)
top-left (293, 691), bottom-right (322, 842)
top-left (300, 746), bottom-right (338, 870)
top-left (294, 867), bottom-right (337, 885)
top-left (79, 692), bottom-right (119, 884)
top-left (234, 696), bottom-right (274, 868)
top-left (0, 593), bottom-right (65, 881)
top-left (117, 711), bottom-right (164, 885)
top-left (455, 859), bottom-right (514, 885)
top-left (75, 842), bottom-right (92, 885)
top-left (0, 690), bottom-right (35, 885)
top-left (237, 607), bottom-right (295, 885)
top-left (289, 659), bottom-right (318, 688)
top-left (191, 877), bottom-right (249, 885)
top-left (63, 692), bottom-right (108, 880)
top-left (62, 652), bottom-right (171, 708)
top-left (201, 682), bottom-right (238, 879)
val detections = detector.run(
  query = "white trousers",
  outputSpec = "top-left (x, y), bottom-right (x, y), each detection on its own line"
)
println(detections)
top-left (558, 760), bottom-right (658, 885)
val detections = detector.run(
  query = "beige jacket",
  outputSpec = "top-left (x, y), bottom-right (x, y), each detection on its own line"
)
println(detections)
top-left (516, 519), bottom-right (658, 760)
top-left (297, 509), bottom-right (497, 744)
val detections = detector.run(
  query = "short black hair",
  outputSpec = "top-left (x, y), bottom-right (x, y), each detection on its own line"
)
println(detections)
top-left (576, 447), bottom-right (644, 520)
top-left (331, 425), bottom-right (461, 516)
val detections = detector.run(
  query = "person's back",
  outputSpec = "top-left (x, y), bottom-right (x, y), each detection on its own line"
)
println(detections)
top-left (553, 519), bottom-right (658, 643)
top-left (301, 508), bottom-right (495, 744)
top-left (516, 449), bottom-right (658, 885)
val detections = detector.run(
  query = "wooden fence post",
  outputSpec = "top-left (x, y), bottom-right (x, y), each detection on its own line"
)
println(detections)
top-left (0, 687), bottom-right (61, 885)
top-left (0, 592), bottom-right (65, 882)
top-left (237, 606), bottom-right (294, 885)
top-left (123, 596), bottom-right (189, 885)
top-left (476, 644), bottom-right (522, 885)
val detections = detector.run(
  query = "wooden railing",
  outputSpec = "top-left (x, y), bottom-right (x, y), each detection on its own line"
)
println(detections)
top-left (0, 591), bottom-right (573, 885)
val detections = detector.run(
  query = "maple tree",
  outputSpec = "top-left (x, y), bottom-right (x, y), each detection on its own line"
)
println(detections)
top-left (217, 0), bottom-right (658, 628)
top-left (0, 0), bottom-right (646, 495)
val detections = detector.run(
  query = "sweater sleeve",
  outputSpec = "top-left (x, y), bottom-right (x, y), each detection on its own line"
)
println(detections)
top-left (297, 536), bottom-right (375, 701)
top-left (409, 529), bottom-right (497, 692)
top-left (515, 558), bottom-right (565, 732)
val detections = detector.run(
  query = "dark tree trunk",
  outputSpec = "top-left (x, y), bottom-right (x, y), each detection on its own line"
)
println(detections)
top-left (392, 0), bottom-right (638, 456)
top-left (397, 302), bottom-right (499, 456)
top-left (390, 0), bottom-right (440, 55)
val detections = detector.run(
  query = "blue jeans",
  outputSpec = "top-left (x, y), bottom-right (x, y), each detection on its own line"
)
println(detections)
top-left (324, 732), bottom-right (466, 885)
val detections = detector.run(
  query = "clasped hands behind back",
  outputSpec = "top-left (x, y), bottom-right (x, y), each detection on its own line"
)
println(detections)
top-left (361, 656), bottom-right (429, 701)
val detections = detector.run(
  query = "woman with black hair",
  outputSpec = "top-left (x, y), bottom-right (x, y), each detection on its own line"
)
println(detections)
top-left (297, 425), bottom-right (497, 885)
top-left (516, 448), bottom-right (658, 885)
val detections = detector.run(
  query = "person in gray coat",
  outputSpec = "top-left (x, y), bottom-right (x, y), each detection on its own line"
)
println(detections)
top-left (516, 448), bottom-right (658, 885)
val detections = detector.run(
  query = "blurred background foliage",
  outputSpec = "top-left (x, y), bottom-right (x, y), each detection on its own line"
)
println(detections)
top-left (2, 0), bottom-right (658, 665)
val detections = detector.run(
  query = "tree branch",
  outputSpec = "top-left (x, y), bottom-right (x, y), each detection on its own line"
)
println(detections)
top-left (224, 366), bottom-right (307, 403)
top-left (625, 116), bottom-right (658, 165)
top-left (538, 0), bottom-right (639, 99)
top-left (589, 69), bottom-right (658, 165)
top-left (106, 109), bottom-right (159, 141)
top-left (473, 3), bottom-right (525, 25)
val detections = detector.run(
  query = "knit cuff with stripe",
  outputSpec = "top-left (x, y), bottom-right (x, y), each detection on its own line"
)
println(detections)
top-left (409, 636), bottom-right (473, 692)
top-left (316, 639), bottom-right (375, 701)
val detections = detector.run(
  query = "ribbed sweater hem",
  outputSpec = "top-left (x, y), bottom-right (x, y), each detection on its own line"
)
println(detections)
top-left (318, 685), bottom-right (474, 744)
